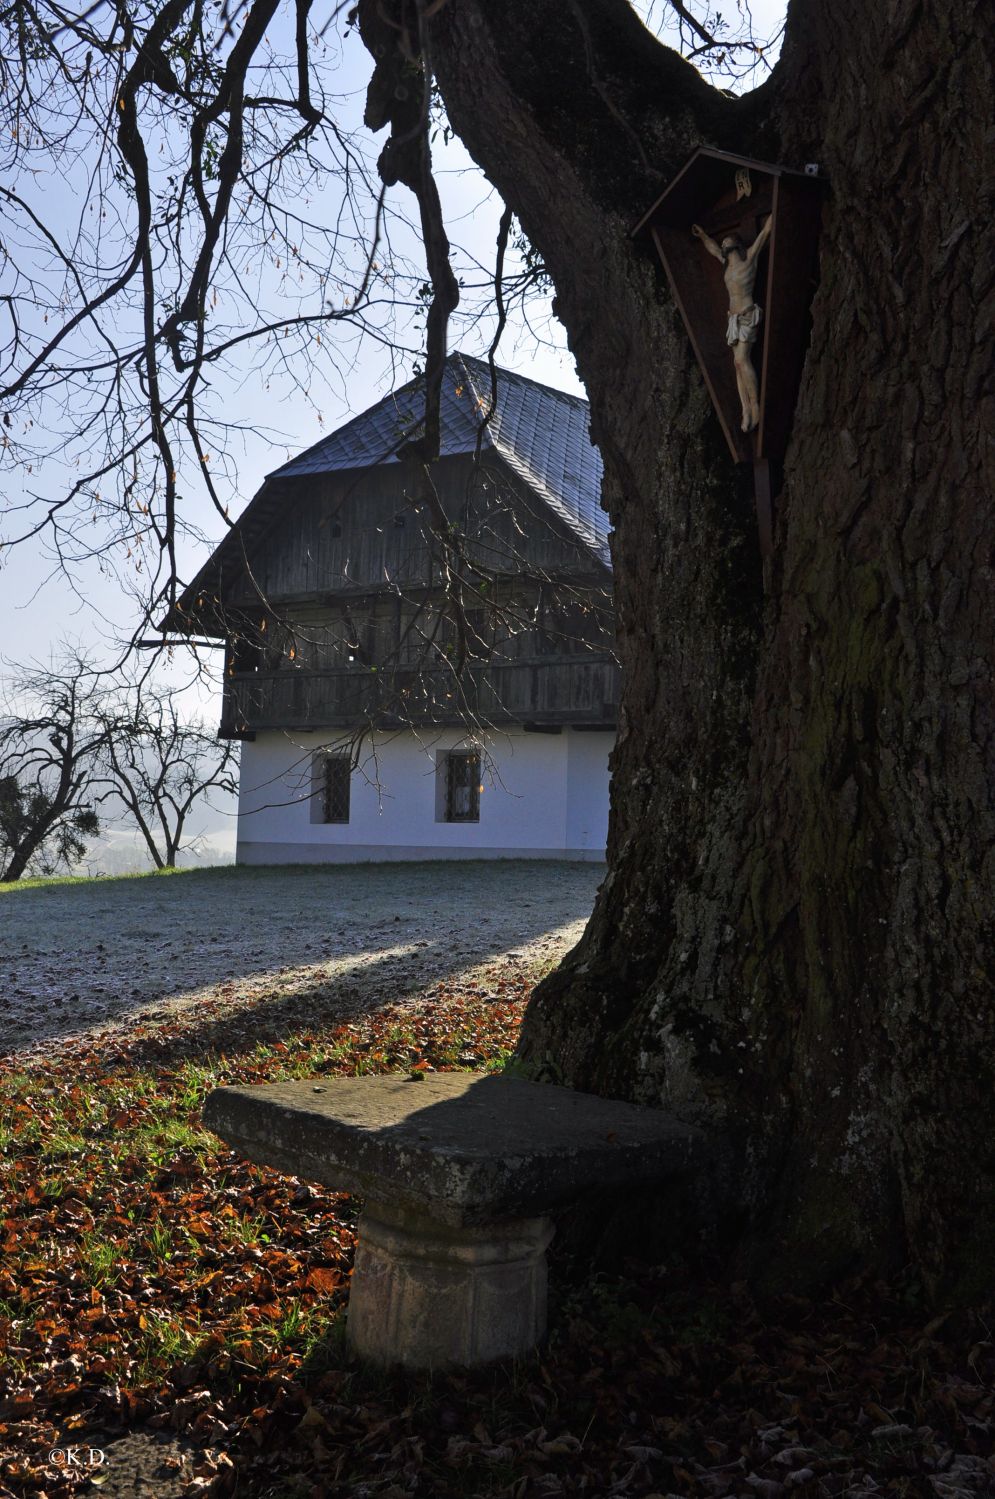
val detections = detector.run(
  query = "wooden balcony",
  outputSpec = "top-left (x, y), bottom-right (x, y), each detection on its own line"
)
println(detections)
top-left (220, 658), bottom-right (619, 736)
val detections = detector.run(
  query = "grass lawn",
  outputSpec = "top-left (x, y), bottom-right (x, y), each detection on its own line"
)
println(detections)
top-left (0, 867), bottom-right (196, 894)
top-left (0, 859), bottom-right (599, 1056)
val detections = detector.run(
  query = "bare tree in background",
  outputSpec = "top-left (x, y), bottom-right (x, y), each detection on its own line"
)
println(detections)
top-left (0, 658), bottom-right (238, 878)
top-left (0, 660), bottom-right (107, 881)
top-left (96, 689), bottom-right (239, 868)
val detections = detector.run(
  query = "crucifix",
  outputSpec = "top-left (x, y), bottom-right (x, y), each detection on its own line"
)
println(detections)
top-left (691, 216), bottom-right (772, 434)
top-left (632, 147), bottom-right (825, 567)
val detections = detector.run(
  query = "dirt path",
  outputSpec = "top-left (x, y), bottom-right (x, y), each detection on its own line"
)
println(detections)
top-left (0, 861), bottom-right (602, 1056)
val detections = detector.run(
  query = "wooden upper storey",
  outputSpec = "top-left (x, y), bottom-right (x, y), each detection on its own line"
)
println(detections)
top-left (181, 454), bottom-right (607, 629)
top-left (163, 355), bottom-right (617, 733)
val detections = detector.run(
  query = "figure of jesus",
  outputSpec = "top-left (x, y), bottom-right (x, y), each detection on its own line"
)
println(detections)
top-left (691, 216), bottom-right (772, 432)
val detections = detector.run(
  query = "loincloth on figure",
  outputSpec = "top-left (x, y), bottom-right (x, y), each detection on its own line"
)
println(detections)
top-left (726, 303), bottom-right (762, 346)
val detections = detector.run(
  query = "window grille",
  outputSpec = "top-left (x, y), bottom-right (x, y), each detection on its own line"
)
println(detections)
top-left (445, 751), bottom-right (481, 823)
top-left (321, 757), bottom-right (351, 823)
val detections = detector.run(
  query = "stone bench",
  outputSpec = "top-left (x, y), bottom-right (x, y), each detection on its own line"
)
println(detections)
top-left (203, 1072), bottom-right (703, 1369)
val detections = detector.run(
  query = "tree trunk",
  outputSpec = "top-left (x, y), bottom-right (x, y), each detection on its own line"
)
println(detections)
top-left (365, 0), bottom-right (995, 1293)
top-left (127, 811), bottom-right (166, 869)
top-left (1, 809), bottom-right (62, 883)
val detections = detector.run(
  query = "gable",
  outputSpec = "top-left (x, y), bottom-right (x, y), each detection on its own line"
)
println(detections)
top-left (216, 453), bottom-right (605, 610)
top-left (269, 353), bottom-right (607, 562)
top-left (164, 352), bottom-right (608, 635)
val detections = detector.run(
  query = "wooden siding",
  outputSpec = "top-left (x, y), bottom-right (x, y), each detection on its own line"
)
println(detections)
top-left (217, 455), bottom-right (603, 607)
top-left (193, 450), bottom-right (617, 736)
top-left (229, 587), bottom-right (611, 670)
top-left (219, 574), bottom-right (617, 733)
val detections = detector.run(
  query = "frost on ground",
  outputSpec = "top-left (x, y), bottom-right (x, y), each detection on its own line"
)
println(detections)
top-left (0, 861), bottom-right (602, 1057)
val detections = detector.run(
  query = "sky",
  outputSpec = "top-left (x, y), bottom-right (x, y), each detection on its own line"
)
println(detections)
top-left (0, 0), bottom-right (785, 870)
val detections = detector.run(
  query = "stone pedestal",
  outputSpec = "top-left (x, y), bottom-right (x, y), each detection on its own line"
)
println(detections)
top-left (204, 1072), bottom-right (704, 1369)
top-left (348, 1202), bottom-right (554, 1367)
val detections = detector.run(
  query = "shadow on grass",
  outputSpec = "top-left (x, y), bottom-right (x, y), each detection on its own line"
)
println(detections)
top-left (1, 860), bottom-right (600, 1055)
top-left (111, 939), bottom-right (523, 1070)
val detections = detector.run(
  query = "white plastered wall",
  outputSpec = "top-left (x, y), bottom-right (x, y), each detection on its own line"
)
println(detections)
top-left (235, 728), bottom-right (612, 863)
top-left (565, 730), bottom-right (613, 854)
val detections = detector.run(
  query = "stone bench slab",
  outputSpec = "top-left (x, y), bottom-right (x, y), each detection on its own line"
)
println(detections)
top-left (203, 1072), bottom-right (705, 1368)
top-left (203, 1072), bottom-right (703, 1227)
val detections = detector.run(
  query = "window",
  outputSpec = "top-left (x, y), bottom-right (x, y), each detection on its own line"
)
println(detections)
top-left (442, 750), bottom-right (481, 823)
top-left (230, 634), bottom-right (260, 674)
top-left (315, 755), bottom-right (351, 824)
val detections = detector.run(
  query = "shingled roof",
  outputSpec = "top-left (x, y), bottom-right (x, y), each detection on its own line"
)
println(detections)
top-left (272, 352), bottom-right (608, 563)
top-left (163, 353), bottom-right (606, 634)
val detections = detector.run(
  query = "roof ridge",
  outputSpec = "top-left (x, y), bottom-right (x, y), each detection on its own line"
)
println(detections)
top-left (265, 365), bottom-right (430, 479)
top-left (267, 352), bottom-right (510, 481)
top-left (490, 439), bottom-right (604, 557)
top-left (444, 353), bottom-right (498, 454)
top-left (267, 352), bottom-right (588, 480)
top-left (451, 350), bottom-right (590, 410)
top-left (446, 352), bottom-right (604, 557)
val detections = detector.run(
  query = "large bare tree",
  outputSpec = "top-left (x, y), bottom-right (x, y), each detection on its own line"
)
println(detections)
top-left (369, 0), bottom-right (992, 1295)
top-left (1, 0), bottom-right (992, 1295)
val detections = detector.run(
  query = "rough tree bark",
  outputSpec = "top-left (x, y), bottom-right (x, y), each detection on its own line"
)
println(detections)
top-left (361, 0), bottom-right (995, 1294)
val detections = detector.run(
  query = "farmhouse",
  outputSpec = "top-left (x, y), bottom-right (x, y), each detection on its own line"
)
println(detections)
top-left (164, 353), bottom-right (617, 862)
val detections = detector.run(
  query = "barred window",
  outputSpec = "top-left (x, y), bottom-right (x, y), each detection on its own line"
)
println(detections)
top-left (444, 751), bottom-right (481, 823)
top-left (319, 756), bottom-right (351, 824)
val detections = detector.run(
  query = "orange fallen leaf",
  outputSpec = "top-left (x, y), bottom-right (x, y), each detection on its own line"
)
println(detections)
top-left (305, 1266), bottom-right (343, 1294)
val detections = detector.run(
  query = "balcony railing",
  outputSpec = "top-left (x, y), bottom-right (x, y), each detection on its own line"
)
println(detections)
top-left (220, 658), bottom-right (619, 735)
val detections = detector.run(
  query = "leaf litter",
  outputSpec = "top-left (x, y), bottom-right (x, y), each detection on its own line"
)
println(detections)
top-left (0, 871), bottom-right (992, 1497)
